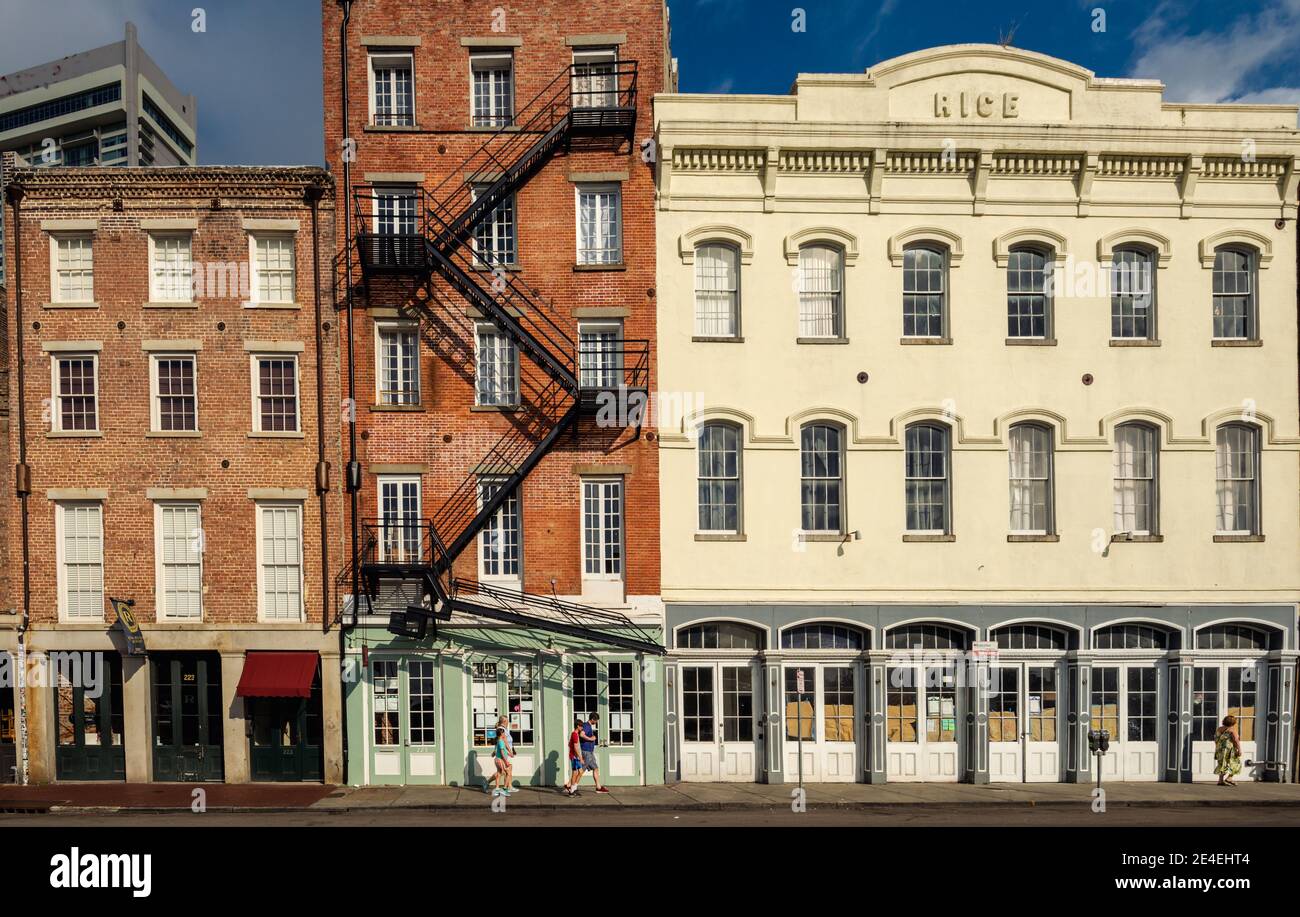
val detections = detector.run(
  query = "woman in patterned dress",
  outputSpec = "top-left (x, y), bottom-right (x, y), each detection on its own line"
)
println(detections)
top-left (1214, 714), bottom-right (1242, 786)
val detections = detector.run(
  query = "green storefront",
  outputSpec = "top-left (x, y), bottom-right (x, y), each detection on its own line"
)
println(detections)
top-left (344, 623), bottom-right (665, 788)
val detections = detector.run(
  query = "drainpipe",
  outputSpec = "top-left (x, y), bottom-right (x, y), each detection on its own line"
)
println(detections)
top-left (337, 0), bottom-right (359, 784)
top-left (305, 185), bottom-right (331, 630)
top-left (6, 182), bottom-right (31, 785)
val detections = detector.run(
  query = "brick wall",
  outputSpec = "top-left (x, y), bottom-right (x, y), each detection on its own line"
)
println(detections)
top-left (3, 167), bottom-right (344, 626)
top-left (323, 1), bottom-right (666, 599)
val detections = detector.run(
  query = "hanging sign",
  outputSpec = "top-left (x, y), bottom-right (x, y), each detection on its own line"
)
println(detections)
top-left (109, 598), bottom-right (146, 656)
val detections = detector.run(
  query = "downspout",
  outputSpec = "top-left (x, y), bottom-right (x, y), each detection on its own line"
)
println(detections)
top-left (6, 182), bottom-right (31, 785)
top-left (337, 0), bottom-right (359, 784)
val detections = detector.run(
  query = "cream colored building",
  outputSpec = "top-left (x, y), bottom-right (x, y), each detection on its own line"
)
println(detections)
top-left (653, 45), bottom-right (1300, 785)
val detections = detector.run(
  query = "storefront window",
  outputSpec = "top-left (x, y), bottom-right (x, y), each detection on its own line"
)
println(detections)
top-left (507, 662), bottom-right (535, 745)
top-left (682, 666), bottom-right (714, 742)
top-left (720, 666), bottom-right (753, 742)
top-left (925, 667), bottom-right (957, 742)
top-left (608, 662), bottom-right (634, 746)
top-left (989, 667), bottom-right (1018, 742)
top-left (471, 662), bottom-right (498, 747)
top-left (822, 667), bottom-right (854, 742)
top-left (887, 667), bottom-right (917, 742)
top-left (408, 660), bottom-right (436, 746)
top-left (1090, 667), bottom-right (1120, 736)
top-left (1191, 668), bottom-right (1219, 742)
top-left (1027, 666), bottom-right (1057, 741)
top-left (1228, 668), bottom-right (1256, 742)
top-left (372, 660), bottom-right (399, 747)
top-left (784, 669), bottom-right (814, 741)
top-left (572, 662), bottom-right (599, 722)
top-left (1127, 668), bottom-right (1158, 742)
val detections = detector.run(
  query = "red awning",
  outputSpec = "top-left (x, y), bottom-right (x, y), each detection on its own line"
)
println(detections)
top-left (236, 652), bottom-right (319, 699)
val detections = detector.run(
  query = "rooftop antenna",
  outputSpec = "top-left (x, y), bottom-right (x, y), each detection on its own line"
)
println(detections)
top-left (998, 15), bottom-right (1025, 48)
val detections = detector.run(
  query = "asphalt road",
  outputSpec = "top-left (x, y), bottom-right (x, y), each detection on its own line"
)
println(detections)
top-left (2, 804), bottom-right (1298, 826)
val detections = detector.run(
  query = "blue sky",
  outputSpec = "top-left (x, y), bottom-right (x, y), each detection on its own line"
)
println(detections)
top-left (1, 0), bottom-right (1297, 165)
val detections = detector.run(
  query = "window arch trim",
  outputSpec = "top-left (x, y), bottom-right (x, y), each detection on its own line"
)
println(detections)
top-left (888, 227), bottom-right (964, 267)
top-left (1097, 229), bottom-right (1172, 267)
top-left (1199, 230), bottom-right (1272, 269)
top-left (993, 228), bottom-right (1068, 266)
top-left (679, 224), bottom-right (754, 264)
top-left (783, 226), bottom-right (859, 265)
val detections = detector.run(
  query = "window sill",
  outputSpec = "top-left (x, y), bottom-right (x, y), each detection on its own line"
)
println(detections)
top-left (242, 301), bottom-right (302, 310)
top-left (1110, 534), bottom-right (1163, 543)
top-left (364, 123), bottom-right (421, 132)
top-left (47, 430), bottom-right (102, 439)
top-left (695, 533), bottom-right (747, 542)
top-left (1211, 339), bottom-right (1262, 348)
top-left (1109, 339), bottom-right (1161, 347)
top-left (1007, 534), bottom-right (1059, 542)
top-left (143, 301), bottom-right (199, 310)
top-left (42, 301), bottom-right (99, 310)
top-left (248, 431), bottom-right (305, 439)
top-left (146, 431), bottom-right (203, 438)
top-left (469, 264), bottom-right (521, 273)
top-left (796, 337), bottom-right (849, 345)
top-left (799, 532), bottom-right (847, 542)
top-left (900, 337), bottom-right (952, 345)
top-left (1213, 534), bottom-right (1264, 542)
top-left (471, 404), bottom-right (519, 413)
top-left (574, 262), bottom-right (626, 272)
top-left (902, 533), bottom-right (955, 542)
top-left (1005, 338), bottom-right (1057, 346)
top-left (370, 403), bottom-right (424, 412)
top-left (467, 124), bottom-right (520, 132)
top-left (692, 335), bottom-right (744, 343)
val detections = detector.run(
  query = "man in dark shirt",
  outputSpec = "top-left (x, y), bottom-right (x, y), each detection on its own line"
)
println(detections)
top-left (579, 712), bottom-right (609, 794)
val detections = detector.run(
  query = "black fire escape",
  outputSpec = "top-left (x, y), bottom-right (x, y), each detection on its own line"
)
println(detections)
top-left (343, 62), bottom-right (660, 655)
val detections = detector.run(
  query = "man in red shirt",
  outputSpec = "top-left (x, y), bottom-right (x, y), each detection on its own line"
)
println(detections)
top-left (562, 717), bottom-right (585, 796)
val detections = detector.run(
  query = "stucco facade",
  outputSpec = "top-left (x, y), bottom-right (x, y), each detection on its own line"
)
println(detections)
top-left (653, 46), bottom-right (1300, 785)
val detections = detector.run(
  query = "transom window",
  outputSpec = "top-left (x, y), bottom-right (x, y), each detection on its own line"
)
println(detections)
top-left (475, 324), bottom-right (518, 407)
top-left (149, 233), bottom-right (193, 303)
top-left (905, 423), bottom-right (950, 533)
top-left (678, 622), bottom-right (764, 651)
top-left (1196, 624), bottom-right (1276, 651)
top-left (1113, 423), bottom-right (1158, 536)
top-left (252, 355), bottom-right (300, 433)
top-left (1111, 247), bottom-right (1155, 340)
top-left (902, 244), bottom-right (946, 338)
top-left (697, 422), bottom-right (741, 533)
top-left (52, 234), bottom-right (94, 302)
top-left (800, 423), bottom-right (843, 533)
top-left (470, 52), bottom-right (514, 128)
top-left (885, 623), bottom-right (969, 651)
top-left (1006, 247), bottom-right (1051, 339)
top-left (780, 623), bottom-right (867, 651)
top-left (53, 354), bottom-right (99, 432)
top-left (252, 233), bottom-right (296, 304)
top-left (1212, 247), bottom-right (1257, 340)
top-left (694, 243), bottom-right (739, 337)
top-left (370, 53), bottom-right (414, 127)
top-left (1216, 424), bottom-right (1260, 535)
top-left (576, 184), bottom-right (622, 264)
top-left (376, 323), bottom-right (419, 405)
top-left (992, 624), bottom-right (1069, 651)
top-left (151, 354), bottom-right (197, 432)
top-left (1092, 623), bottom-right (1175, 650)
top-left (1008, 423), bottom-right (1053, 534)
top-left (797, 245), bottom-right (843, 339)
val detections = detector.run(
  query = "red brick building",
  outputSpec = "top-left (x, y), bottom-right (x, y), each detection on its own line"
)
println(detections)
top-left (324, 1), bottom-right (672, 786)
top-left (0, 165), bottom-right (345, 784)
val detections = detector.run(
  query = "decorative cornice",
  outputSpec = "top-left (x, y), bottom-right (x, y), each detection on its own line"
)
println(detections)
top-left (1202, 157), bottom-right (1289, 180)
top-left (671, 148), bottom-right (764, 173)
top-left (778, 150), bottom-right (870, 174)
top-left (8, 167), bottom-right (334, 201)
top-left (992, 152), bottom-right (1082, 176)
top-left (1097, 154), bottom-right (1185, 178)
top-left (886, 150), bottom-right (977, 174)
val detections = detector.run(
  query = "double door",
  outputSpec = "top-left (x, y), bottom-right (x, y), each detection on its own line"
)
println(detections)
top-left (152, 653), bottom-right (224, 782)
top-left (55, 653), bottom-right (125, 781)
top-left (1190, 661), bottom-right (1262, 781)
top-left (988, 662), bottom-right (1062, 782)
top-left (1090, 664), bottom-right (1161, 781)
top-left (370, 656), bottom-right (439, 785)
top-left (783, 664), bottom-right (857, 782)
top-left (679, 661), bottom-right (758, 782)
top-left (886, 664), bottom-right (959, 782)
top-left (570, 659), bottom-right (641, 784)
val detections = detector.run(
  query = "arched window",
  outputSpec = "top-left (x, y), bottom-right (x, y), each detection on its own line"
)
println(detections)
top-left (1212, 247), bottom-right (1258, 341)
top-left (1008, 423), bottom-right (1053, 535)
top-left (1006, 246), bottom-right (1051, 340)
top-left (677, 622), bottom-right (764, 651)
top-left (1114, 423), bottom-right (1158, 536)
top-left (885, 623), bottom-right (969, 650)
top-left (1216, 423), bottom-right (1260, 536)
top-left (991, 624), bottom-right (1071, 651)
top-left (697, 422), bottom-right (742, 533)
top-left (800, 423), bottom-right (843, 533)
top-left (694, 243), bottom-right (739, 338)
top-left (905, 423), bottom-right (950, 534)
top-left (780, 623), bottom-right (868, 650)
top-left (902, 244), bottom-right (946, 339)
top-left (1092, 623), bottom-right (1177, 650)
top-left (1111, 247), bottom-right (1156, 340)
top-left (797, 245), bottom-right (843, 339)
top-left (1196, 623), bottom-right (1277, 651)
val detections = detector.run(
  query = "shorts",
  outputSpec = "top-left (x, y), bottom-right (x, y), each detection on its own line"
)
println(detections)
top-left (570, 757), bottom-right (583, 772)
top-left (582, 750), bottom-right (598, 770)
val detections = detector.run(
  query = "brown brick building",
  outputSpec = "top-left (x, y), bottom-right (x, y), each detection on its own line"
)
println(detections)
top-left (325, 0), bottom-right (672, 787)
top-left (0, 165), bottom-right (345, 784)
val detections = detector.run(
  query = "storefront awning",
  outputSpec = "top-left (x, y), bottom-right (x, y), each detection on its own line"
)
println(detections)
top-left (236, 652), bottom-right (318, 699)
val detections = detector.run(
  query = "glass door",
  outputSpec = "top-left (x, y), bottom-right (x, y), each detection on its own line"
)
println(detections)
top-left (152, 654), bottom-right (223, 782)
top-left (988, 666), bottom-right (1021, 781)
top-left (1091, 664), bottom-right (1160, 781)
top-left (54, 653), bottom-right (124, 781)
top-left (1191, 662), bottom-right (1261, 781)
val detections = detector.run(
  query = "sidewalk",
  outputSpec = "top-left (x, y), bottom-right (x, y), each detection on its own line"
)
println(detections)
top-left (4, 780), bottom-right (1297, 814)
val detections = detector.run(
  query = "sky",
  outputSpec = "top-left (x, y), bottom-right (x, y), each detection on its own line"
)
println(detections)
top-left (0, 0), bottom-right (1297, 166)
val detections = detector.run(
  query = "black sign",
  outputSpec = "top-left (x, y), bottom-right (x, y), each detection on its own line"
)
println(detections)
top-left (109, 598), bottom-right (146, 656)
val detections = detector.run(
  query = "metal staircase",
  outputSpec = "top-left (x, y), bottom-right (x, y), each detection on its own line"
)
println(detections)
top-left (344, 61), bottom-right (660, 655)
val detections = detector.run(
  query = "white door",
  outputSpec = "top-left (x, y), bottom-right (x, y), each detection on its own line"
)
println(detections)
top-left (680, 662), bottom-right (758, 782)
top-left (886, 665), bottom-right (959, 782)
top-left (1191, 663), bottom-right (1262, 781)
top-left (782, 665), bottom-right (858, 783)
top-left (1091, 664), bottom-right (1161, 781)
top-left (989, 663), bottom-right (1061, 783)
